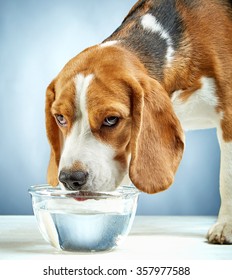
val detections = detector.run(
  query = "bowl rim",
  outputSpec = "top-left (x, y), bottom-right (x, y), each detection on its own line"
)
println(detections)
top-left (28, 184), bottom-right (140, 199)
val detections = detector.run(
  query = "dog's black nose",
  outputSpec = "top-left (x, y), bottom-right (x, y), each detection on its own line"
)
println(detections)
top-left (59, 170), bottom-right (88, 190)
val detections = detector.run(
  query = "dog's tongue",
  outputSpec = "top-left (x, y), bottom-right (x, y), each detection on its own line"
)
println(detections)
top-left (74, 197), bottom-right (87, 201)
top-left (69, 190), bottom-right (112, 202)
top-left (71, 190), bottom-right (100, 201)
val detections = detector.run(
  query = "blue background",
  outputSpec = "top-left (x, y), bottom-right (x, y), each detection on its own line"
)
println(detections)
top-left (0, 0), bottom-right (220, 215)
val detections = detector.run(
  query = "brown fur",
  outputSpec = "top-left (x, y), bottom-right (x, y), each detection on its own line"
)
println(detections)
top-left (128, 76), bottom-right (184, 193)
top-left (45, 82), bottom-right (61, 186)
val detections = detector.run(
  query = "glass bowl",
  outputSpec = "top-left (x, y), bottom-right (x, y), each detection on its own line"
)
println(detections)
top-left (29, 184), bottom-right (139, 252)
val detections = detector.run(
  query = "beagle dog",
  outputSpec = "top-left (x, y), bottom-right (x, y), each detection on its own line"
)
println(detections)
top-left (45, 0), bottom-right (232, 244)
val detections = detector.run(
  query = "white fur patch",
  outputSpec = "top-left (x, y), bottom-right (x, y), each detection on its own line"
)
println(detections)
top-left (216, 128), bottom-right (232, 222)
top-left (100, 40), bottom-right (118, 48)
top-left (141, 13), bottom-right (174, 66)
top-left (207, 127), bottom-right (232, 243)
top-left (171, 77), bottom-right (220, 130)
top-left (59, 73), bottom-right (124, 191)
top-left (76, 73), bottom-right (94, 132)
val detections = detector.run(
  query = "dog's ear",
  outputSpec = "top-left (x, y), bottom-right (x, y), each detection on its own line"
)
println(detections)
top-left (45, 81), bottom-right (61, 186)
top-left (128, 76), bottom-right (184, 194)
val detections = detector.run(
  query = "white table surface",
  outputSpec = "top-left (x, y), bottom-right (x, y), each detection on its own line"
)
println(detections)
top-left (0, 215), bottom-right (231, 260)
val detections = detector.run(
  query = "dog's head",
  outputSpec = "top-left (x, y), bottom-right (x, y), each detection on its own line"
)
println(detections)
top-left (45, 44), bottom-right (184, 193)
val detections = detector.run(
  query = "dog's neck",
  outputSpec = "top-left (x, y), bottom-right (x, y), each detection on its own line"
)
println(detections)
top-left (103, 0), bottom-right (221, 98)
top-left (104, 0), bottom-right (184, 87)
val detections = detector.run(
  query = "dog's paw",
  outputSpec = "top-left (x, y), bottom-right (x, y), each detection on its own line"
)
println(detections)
top-left (207, 222), bottom-right (232, 244)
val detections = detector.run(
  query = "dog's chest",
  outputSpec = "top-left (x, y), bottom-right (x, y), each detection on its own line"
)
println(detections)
top-left (171, 77), bottom-right (220, 130)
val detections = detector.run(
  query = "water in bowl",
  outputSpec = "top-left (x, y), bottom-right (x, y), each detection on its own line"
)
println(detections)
top-left (35, 209), bottom-right (134, 252)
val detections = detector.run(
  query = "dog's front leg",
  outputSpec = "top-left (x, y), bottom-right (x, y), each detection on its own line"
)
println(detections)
top-left (207, 126), bottom-right (232, 244)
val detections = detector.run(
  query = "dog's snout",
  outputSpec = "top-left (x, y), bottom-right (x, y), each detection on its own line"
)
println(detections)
top-left (59, 170), bottom-right (88, 190)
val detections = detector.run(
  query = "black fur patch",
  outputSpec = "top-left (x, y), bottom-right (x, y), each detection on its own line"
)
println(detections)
top-left (106, 0), bottom-right (184, 80)
top-left (148, 0), bottom-right (183, 49)
top-left (123, 22), bottom-right (168, 79)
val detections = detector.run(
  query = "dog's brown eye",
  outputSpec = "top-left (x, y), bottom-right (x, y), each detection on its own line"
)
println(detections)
top-left (55, 114), bottom-right (67, 127)
top-left (102, 116), bottom-right (119, 127)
